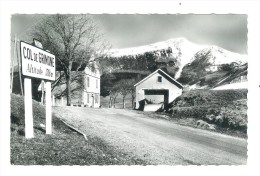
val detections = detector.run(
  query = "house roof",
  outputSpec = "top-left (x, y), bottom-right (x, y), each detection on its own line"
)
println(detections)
top-left (134, 69), bottom-right (183, 89)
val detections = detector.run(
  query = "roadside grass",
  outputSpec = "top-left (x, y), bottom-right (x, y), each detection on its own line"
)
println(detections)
top-left (10, 94), bottom-right (147, 165)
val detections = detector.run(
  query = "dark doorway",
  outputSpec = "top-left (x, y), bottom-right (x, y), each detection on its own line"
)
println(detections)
top-left (144, 89), bottom-right (169, 107)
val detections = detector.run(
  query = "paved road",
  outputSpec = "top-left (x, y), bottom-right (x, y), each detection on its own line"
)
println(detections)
top-left (53, 107), bottom-right (247, 165)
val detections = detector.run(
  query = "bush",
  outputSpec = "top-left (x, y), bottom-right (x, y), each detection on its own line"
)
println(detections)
top-left (171, 106), bottom-right (221, 119)
top-left (170, 105), bottom-right (247, 133)
top-left (167, 89), bottom-right (247, 109)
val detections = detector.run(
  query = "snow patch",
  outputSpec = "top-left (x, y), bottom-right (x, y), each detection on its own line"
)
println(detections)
top-left (212, 82), bottom-right (248, 90)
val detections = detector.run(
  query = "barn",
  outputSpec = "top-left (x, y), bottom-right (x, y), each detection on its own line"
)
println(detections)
top-left (134, 69), bottom-right (183, 110)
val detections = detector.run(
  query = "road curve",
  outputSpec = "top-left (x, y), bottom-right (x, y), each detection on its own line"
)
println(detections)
top-left (53, 107), bottom-right (247, 165)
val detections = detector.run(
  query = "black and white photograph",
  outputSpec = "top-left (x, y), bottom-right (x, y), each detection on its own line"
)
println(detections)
top-left (0, 1), bottom-right (260, 176)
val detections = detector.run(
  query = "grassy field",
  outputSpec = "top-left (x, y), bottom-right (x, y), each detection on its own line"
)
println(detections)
top-left (10, 94), bottom-right (147, 165)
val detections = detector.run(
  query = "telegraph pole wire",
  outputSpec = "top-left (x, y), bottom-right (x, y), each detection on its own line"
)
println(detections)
top-left (10, 35), bottom-right (16, 93)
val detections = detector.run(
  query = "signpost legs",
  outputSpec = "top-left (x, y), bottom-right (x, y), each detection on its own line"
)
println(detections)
top-left (41, 80), bottom-right (44, 104)
top-left (45, 81), bottom-right (52, 134)
top-left (52, 95), bottom-right (55, 106)
top-left (24, 78), bottom-right (34, 138)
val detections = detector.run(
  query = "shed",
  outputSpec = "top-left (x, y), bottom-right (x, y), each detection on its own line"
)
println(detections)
top-left (134, 69), bottom-right (183, 110)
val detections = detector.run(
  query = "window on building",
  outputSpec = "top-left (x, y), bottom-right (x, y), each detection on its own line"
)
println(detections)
top-left (158, 76), bottom-right (162, 82)
top-left (87, 94), bottom-right (89, 103)
top-left (87, 77), bottom-right (90, 87)
top-left (96, 79), bottom-right (98, 88)
top-left (95, 94), bottom-right (99, 104)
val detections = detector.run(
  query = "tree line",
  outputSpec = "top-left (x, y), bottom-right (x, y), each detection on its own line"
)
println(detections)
top-left (100, 47), bottom-right (175, 73)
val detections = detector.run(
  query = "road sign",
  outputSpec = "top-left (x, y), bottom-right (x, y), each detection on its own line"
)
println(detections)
top-left (20, 41), bottom-right (56, 81)
top-left (20, 40), bottom-right (56, 138)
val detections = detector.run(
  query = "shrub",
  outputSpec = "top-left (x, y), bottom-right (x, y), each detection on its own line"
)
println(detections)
top-left (167, 89), bottom-right (247, 109)
top-left (171, 106), bottom-right (221, 119)
top-left (166, 90), bottom-right (248, 133)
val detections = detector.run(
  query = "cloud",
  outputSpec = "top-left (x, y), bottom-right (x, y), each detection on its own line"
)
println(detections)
top-left (94, 14), bottom-right (247, 54)
top-left (12, 14), bottom-right (247, 54)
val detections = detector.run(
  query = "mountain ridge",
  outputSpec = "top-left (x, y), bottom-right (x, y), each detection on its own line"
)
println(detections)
top-left (107, 38), bottom-right (247, 80)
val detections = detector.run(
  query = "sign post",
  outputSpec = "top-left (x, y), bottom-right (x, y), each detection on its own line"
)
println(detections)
top-left (20, 41), bottom-right (55, 138)
top-left (41, 80), bottom-right (45, 104)
top-left (45, 81), bottom-right (52, 134)
top-left (24, 78), bottom-right (34, 138)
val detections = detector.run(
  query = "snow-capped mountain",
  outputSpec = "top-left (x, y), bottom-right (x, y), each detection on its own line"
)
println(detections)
top-left (108, 38), bottom-right (247, 79)
top-left (110, 37), bottom-right (201, 57)
top-left (189, 45), bottom-right (247, 66)
top-left (109, 38), bottom-right (204, 77)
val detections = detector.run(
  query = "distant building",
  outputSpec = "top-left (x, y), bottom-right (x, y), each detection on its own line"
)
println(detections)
top-left (53, 60), bottom-right (100, 108)
top-left (230, 70), bottom-right (247, 84)
top-left (134, 69), bottom-right (183, 110)
top-left (205, 65), bottom-right (219, 72)
top-left (82, 62), bottom-right (101, 108)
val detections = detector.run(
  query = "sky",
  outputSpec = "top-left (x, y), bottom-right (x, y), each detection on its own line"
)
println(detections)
top-left (11, 14), bottom-right (247, 54)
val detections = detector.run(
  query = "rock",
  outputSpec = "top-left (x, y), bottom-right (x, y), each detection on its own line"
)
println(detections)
top-left (208, 124), bottom-right (216, 130)
top-left (196, 120), bottom-right (215, 130)
top-left (205, 114), bottom-right (214, 121)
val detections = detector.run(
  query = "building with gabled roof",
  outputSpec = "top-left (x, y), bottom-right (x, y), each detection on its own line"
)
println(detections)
top-left (52, 59), bottom-right (101, 108)
top-left (134, 69), bottom-right (183, 110)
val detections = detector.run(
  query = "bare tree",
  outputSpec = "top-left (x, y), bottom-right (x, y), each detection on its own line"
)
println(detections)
top-left (116, 79), bottom-right (137, 109)
top-left (110, 88), bottom-right (119, 108)
top-left (117, 80), bottom-right (129, 109)
top-left (31, 14), bottom-right (110, 105)
top-left (128, 78), bottom-right (139, 109)
top-left (130, 86), bottom-right (136, 109)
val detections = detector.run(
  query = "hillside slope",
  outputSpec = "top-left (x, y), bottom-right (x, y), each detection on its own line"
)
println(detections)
top-left (178, 62), bottom-right (247, 89)
top-left (164, 89), bottom-right (247, 136)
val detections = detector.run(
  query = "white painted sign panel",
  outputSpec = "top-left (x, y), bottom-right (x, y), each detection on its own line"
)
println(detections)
top-left (20, 41), bottom-right (56, 81)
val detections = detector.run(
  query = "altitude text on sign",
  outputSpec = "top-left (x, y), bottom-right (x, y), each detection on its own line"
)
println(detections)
top-left (20, 41), bottom-right (56, 81)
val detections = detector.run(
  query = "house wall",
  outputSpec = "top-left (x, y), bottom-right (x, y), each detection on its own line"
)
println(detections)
top-left (82, 63), bottom-right (100, 108)
top-left (135, 72), bottom-right (182, 109)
